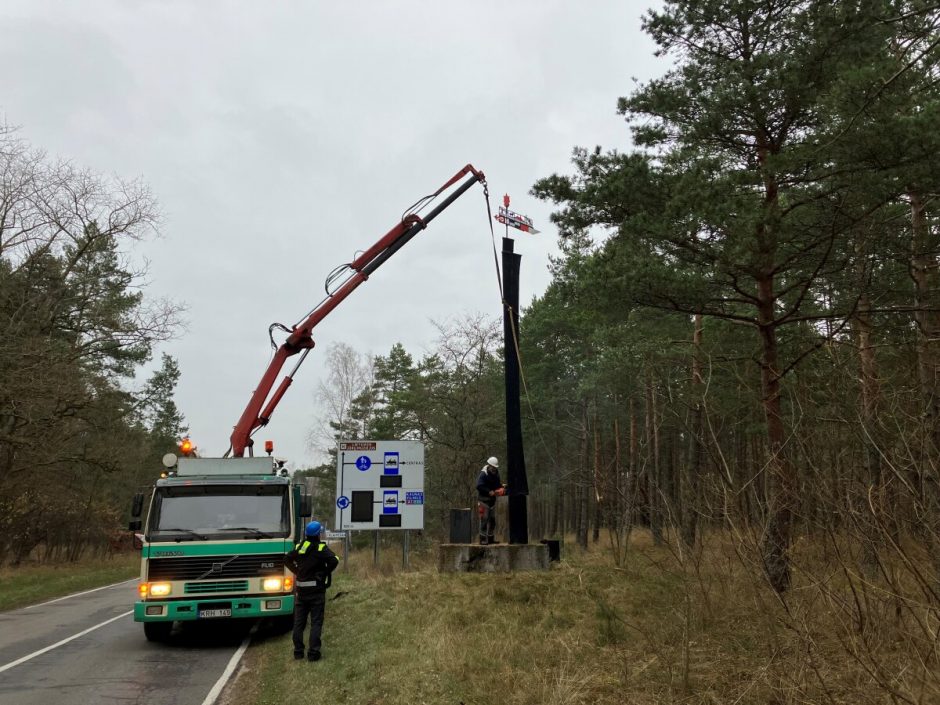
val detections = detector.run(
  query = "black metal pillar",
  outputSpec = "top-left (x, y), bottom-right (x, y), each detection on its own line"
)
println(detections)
top-left (502, 237), bottom-right (529, 544)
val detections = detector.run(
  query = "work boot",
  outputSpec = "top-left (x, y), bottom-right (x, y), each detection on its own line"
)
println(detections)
top-left (479, 537), bottom-right (488, 545)
top-left (293, 650), bottom-right (304, 660)
top-left (308, 650), bottom-right (321, 662)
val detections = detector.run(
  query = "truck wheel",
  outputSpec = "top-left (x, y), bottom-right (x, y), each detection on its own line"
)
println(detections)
top-left (144, 621), bottom-right (173, 642)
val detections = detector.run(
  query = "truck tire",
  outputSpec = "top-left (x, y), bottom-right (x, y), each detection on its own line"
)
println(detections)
top-left (144, 621), bottom-right (173, 642)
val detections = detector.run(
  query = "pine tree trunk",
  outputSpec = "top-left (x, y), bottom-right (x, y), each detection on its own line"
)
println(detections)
top-left (630, 398), bottom-right (638, 530)
top-left (549, 416), bottom-right (561, 537)
top-left (577, 403), bottom-right (589, 549)
top-left (909, 190), bottom-right (940, 585)
top-left (757, 274), bottom-right (795, 594)
top-left (593, 417), bottom-right (602, 543)
top-left (646, 366), bottom-right (664, 546)
top-left (553, 477), bottom-right (562, 537)
top-left (613, 414), bottom-right (631, 562)
top-left (739, 433), bottom-right (752, 523)
top-left (663, 432), bottom-right (676, 525)
top-left (682, 314), bottom-right (704, 550)
top-left (613, 413), bottom-right (622, 535)
top-left (854, 292), bottom-right (883, 577)
top-left (568, 480), bottom-right (575, 538)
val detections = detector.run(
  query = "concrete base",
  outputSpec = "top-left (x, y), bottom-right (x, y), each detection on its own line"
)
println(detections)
top-left (438, 543), bottom-right (550, 573)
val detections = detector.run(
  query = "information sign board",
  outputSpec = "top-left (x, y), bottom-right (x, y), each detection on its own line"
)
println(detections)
top-left (334, 440), bottom-right (424, 530)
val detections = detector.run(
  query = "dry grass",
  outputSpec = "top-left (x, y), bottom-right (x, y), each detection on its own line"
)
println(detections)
top-left (0, 552), bottom-right (139, 611)
top-left (227, 531), bottom-right (940, 705)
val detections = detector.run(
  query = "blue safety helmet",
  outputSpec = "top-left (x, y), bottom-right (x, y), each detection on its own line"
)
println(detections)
top-left (305, 520), bottom-right (322, 537)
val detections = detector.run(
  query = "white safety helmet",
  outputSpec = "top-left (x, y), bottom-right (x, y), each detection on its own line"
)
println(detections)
top-left (487, 456), bottom-right (499, 468)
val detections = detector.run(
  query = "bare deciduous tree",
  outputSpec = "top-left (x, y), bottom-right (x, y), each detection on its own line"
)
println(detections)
top-left (0, 127), bottom-right (183, 562)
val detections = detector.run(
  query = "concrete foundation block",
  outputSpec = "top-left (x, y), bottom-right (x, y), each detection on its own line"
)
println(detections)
top-left (438, 543), bottom-right (550, 573)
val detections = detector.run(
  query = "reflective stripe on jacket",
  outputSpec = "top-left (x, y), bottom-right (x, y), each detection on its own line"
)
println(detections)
top-left (295, 540), bottom-right (327, 555)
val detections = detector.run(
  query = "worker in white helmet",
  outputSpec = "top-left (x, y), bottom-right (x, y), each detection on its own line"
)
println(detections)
top-left (476, 456), bottom-right (506, 545)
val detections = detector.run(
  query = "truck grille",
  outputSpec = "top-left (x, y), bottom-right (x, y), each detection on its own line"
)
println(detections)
top-left (148, 554), bottom-right (284, 581)
top-left (184, 580), bottom-right (249, 594)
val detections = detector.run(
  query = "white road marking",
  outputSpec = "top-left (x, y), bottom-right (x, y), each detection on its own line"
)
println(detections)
top-left (24, 578), bottom-right (138, 609)
top-left (199, 622), bottom-right (259, 705)
top-left (0, 610), bottom-right (133, 673)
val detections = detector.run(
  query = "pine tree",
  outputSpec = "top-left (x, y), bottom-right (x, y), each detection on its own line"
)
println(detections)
top-left (533, 0), bottom-right (931, 591)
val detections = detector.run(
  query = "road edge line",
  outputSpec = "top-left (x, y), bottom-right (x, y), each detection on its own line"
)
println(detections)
top-left (200, 621), bottom-right (259, 705)
top-left (24, 578), bottom-right (137, 610)
top-left (0, 609), bottom-right (133, 673)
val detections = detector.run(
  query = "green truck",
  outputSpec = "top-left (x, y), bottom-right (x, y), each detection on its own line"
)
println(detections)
top-left (129, 455), bottom-right (310, 641)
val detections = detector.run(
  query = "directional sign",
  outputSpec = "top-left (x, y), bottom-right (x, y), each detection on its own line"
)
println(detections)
top-left (334, 440), bottom-right (424, 531)
top-left (495, 206), bottom-right (540, 234)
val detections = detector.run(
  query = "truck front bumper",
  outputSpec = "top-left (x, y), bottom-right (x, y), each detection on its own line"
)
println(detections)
top-left (134, 594), bottom-right (294, 622)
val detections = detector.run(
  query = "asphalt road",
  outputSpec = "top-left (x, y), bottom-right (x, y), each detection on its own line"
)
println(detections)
top-left (0, 581), bottom-right (266, 705)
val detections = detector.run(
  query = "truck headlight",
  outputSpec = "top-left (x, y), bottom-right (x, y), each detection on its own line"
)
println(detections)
top-left (262, 577), bottom-right (283, 591)
top-left (149, 582), bottom-right (172, 597)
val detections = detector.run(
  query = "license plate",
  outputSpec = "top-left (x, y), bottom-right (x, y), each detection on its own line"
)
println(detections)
top-left (198, 608), bottom-right (232, 618)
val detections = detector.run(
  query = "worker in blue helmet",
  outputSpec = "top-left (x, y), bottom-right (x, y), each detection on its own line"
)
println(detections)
top-left (285, 520), bottom-right (339, 661)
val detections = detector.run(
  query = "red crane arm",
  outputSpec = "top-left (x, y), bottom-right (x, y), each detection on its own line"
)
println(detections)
top-left (228, 164), bottom-right (486, 457)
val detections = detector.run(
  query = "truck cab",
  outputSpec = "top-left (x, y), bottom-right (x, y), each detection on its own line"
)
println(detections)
top-left (131, 456), bottom-right (310, 641)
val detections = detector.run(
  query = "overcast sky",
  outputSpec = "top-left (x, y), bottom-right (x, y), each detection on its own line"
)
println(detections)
top-left (0, 1), bottom-right (663, 466)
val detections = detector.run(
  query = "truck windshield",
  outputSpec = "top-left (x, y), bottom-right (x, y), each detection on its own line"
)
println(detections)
top-left (149, 485), bottom-right (289, 541)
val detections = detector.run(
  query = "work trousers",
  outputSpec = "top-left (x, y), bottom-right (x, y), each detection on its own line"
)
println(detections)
top-left (292, 591), bottom-right (326, 653)
top-left (479, 500), bottom-right (496, 542)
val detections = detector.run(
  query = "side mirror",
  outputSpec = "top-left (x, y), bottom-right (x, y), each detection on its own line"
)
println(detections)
top-left (300, 495), bottom-right (312, 517)
top-left (128, 520), bottom-right (142, 531)
top-left (131, 492), bottom-right (144, 518)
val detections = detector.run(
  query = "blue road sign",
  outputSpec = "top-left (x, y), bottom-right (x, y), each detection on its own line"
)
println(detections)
top-left (383, 451), bottom-right (400, 475)
top-left (355, 455), bottom-right (372, 471)
top-left (383, 491), bottom-right (399, 514)
top-left (336, 495), bottom-right (350, 509)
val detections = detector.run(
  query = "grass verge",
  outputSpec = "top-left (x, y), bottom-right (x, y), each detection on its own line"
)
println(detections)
top-left (229, 541), bottom-right (756, 705)
top-left (228, 532), bottom-right (939, 705)
top-left (0, 552), bottom-right (139, 612)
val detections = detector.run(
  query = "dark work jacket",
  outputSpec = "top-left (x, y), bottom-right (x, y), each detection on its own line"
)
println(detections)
top-left (476, 467), bottom-right (502, 505)
top-left (285, 539), bottom-right (339, 596)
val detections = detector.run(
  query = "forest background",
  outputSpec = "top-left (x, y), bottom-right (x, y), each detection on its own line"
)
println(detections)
top-left (3, 2), bottom-right (940, 699)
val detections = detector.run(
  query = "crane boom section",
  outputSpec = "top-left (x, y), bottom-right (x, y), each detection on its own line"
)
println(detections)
top-left (229, 165), bottom-right (485, 457)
